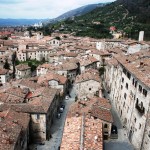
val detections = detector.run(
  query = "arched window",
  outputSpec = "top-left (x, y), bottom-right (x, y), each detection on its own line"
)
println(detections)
top-left (104, 124), bottom-right (108, 128)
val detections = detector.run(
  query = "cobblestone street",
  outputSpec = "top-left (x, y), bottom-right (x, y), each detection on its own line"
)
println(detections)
top-left (104, 91), bottom-right (134, 150)
top-left (37, 87), bottom-right (75, 150)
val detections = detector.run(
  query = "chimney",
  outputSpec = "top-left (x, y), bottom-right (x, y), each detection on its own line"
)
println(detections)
top-left (139, 31), bottom-right (144, 42)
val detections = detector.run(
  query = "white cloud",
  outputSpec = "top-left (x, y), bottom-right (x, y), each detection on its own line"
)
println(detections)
top-left (0, 0), bottom-right (116, 19)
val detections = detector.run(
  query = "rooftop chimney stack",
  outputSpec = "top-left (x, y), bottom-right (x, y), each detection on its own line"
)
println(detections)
top-left (139, 31), bottom-right (144, 42)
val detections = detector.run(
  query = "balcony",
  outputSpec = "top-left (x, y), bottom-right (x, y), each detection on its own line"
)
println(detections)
top-left (135, 102), bottom-right (145, 114)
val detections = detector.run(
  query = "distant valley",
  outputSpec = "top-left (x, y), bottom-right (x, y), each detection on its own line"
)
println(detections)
top-left (0, 18), bottom-right (48, 27)
top-left (0, 3), bottom-right (106, 26)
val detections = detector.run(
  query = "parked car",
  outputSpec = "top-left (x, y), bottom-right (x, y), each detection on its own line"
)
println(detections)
top-left (39, 141), bottom-right (45, 145)
top-left (59, 107), bottom-right (64, 113)
top-left (111, 125), bottom-right (118, 134)
top-left (61, 104), bottom-right (65, 109)
top-left (65, 95), bottom-right (69, 100)
top-left (56, 113), bottom-right (61, 119)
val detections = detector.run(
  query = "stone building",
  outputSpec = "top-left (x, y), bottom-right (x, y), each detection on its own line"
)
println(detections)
top-left (104, 51), bottom-right (150, 150)
top-left (0, 86), bottom-right (60, 144)
top-left (0, 109), bottom-right (30, 150)
top-left (75, 70), bottom-right (102, 99)
top-left (16, 64), bottom-right (31, 79)
top-left (0, 68), bottom-right (10, 85)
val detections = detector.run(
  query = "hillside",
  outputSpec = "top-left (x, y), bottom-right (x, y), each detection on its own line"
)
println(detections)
top-left (46, 3), bottom-right (106, 24)
top-left (54, 3), bottom-right (105, 21)
top-left (117, 0), bottom-right (150, 23)
top-left (48, 0), bottom-right (150, 40)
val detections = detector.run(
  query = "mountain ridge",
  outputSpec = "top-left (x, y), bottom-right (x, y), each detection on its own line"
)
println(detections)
top-left (49, 0), bottom-right (150, 40)
top-left (0, 3), bottom-right (107, 27)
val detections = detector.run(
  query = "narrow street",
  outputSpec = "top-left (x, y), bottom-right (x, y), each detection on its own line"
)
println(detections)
top-left (104, 91), bottom-right (134, 150)
top-left (37, 87), bottom-right (76, 150)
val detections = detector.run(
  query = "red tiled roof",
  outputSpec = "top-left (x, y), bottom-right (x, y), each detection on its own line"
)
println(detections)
top-left (37, 72), bottom-right (67, 85)
top-left (61, 114), bottom-right (103, 150)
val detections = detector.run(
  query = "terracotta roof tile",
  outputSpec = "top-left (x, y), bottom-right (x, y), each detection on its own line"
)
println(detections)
top-left (75, 71), bottom-right (101, 83)
top-left (37, 72), bottom-right (67, 85)
top-left (16, 64), bottom-right (30, 71)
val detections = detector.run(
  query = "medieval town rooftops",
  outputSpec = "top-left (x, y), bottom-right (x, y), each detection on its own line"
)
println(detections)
top-left (57, 62), bottom-right (78, 71)
top-left (16, 64), bottom-right (31, 71)
top-left (0, 109), bottom-right (30, 150)
top-left (61, 114), bottom-right (103, 150)
top-left (27, 86), bottom-right (58, 100)
top-left (64, 52), bottom-right (78, 57)
top-left (0, 86), bottom-right (58, 113)
top-left (6, 87), bottom-right (29, 99)
top-left (0, 86), bottom-right (29, 104)
top-left (0, 92), bottom-right (25, 104)
top-left (18, 79), bottom-right (41, 90)
top-left (75, 71), bottom-right (101, 83)
top-left (0, 46), bottom-right (8, 51)
top-left (0, 68), bottom-right (9, 75)
top-left (68, 96), bottom-right (113, 123)
top-left (90, 49), bottom-right (111, 56)
top-left (79, 56), bottom-right (98, 66)
top-left (60, 115), bottom-right (81, 149)
top-left (106, 58), bottom-right (119, 67)
top-left (62, 58), bottom-right (79, 64)
top-left (107, 47), bottom-right (124, 55)
top-left (115, 51), bottom-right (150, 87)
top-left (37, 72), bottom-right (67, 85)
top-left (37, 63), bottom-right (54, 70)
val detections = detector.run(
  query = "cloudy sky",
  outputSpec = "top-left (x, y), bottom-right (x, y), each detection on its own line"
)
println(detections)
top-left (0, 0), bottom-right (116, 19)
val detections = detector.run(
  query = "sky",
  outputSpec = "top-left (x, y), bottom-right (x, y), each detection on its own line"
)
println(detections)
top-left (0, 0), bottom-right (116, 19)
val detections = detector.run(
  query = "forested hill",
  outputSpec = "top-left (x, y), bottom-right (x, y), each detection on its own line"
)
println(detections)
top-left (117, 0), bottom-right (150, 23)
top-left (36, 0), bottom-right (150, 40)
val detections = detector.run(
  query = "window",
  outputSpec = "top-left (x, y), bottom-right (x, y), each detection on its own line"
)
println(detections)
top-left (36, 114), bottom-right (40, 120)
top-left (126, 83), bottom-right (128, 89)
top-left (127, 72), bottom-right (131, 79)
top-left (139, 124), bottom-right (141, 129)
top-left (132, 78), bottom-right (134, 85)
top-left (143, 89), bottom-right (147, 97)
top-left (104, 124), bottom-right (108, 128)
top-left (134, 118), bottom-right (136, 123)
top-left (141, 102), bottom-right (143, 108)
top-left (123, 68), bottom-right (126, 74)
top-left (124, 93), bottom-right (127, 99)
top-left (122, 78), bottom-right (124, 83)
top-left (139, 85), bottom-right (142, 92)
top-left (135, 81), bottom-right (137, 88)
top-left (123, 102), bottom-right (125, 107)
top-left (148, 131), bottom-right (150, 138)
top-left (121, 85), bottom-right (123, 90)
top-left (89, 88), bottom-right (91, 91)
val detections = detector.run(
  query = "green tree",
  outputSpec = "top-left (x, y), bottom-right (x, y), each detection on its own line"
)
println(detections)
top-left (28, 62), bottom-right (32, 67)
top-left (3, 59), bottom-right (10, 69)
top-left (31, 65), bottom-right (37, 72)
top-left (55, 36), bottom-right (61, 40)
